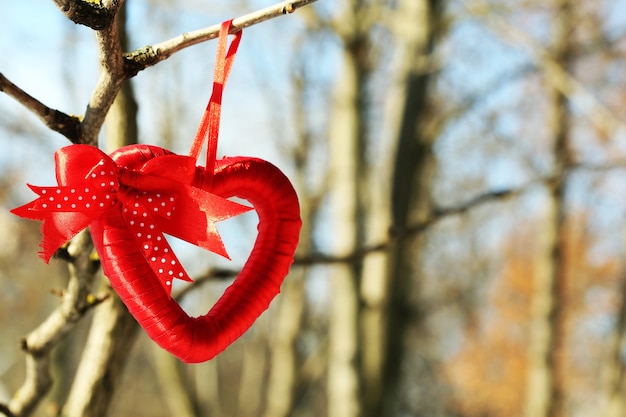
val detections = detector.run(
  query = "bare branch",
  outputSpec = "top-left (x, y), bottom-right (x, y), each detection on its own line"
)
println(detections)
top-left (294, 156), bottom-right (625, 269)
top-left (294, 179), bottom-right (548, 267)
top-left (8, 231), bottom-right (100, 417)
top-left (0, 72), bottom-right (82, 142)
top-left (51, 0), bottom-right (119, 30)
top-left (62, 294), bottom-right (139, 417)
top-left (174, 267), bottom-right (239, 300)
top-left (2, 0), bottom-right (317, 145)
top-left (184, 180), bottom-right (542, 283)
top-left (0, 0), bottom-right (124, 145)
top-left (123, 0), bottom-right (319, 76)
top-left (81, 1), bottom-right (126, 145)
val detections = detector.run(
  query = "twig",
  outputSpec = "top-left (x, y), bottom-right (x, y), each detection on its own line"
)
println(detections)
top-left (183, 180), bottom-right (539, 286)
top-left (174, 268), bottom-right (240, 300)
top-left (294, 179), bottom-right (547, 267)
top-left (0, 72), bottom-right (82, 142)
top-left (123, 0), bottom-right (319, 76)
top-left (294, 157), bottom-right (626, 268)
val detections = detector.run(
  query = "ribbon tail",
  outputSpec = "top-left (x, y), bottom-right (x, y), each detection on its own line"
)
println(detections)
top-left (12, 203), bottom-right (96, 262)
top-left (120, 198), bottom-right (194, 298)
top-left (11, 199), bottom-right (44, 221)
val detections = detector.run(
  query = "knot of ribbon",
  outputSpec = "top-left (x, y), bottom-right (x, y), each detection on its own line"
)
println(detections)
top-left (11, 144), bottom-right (251, 297)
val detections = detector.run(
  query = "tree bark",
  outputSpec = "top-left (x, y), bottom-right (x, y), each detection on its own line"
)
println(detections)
top-left (326, 41), bottom-right (363, 417)
top-left (602, 274), bottom-right (626, 417)
top-left (152, 346), bottom-right (197, 417)
top-left (381, 0), bottom-right (442, 415)
top-left (62, 294), bottom-right (139, 417)
top-left (263, 267), bottom-right (307, 417)
top-left (524, 3), bottom-right (573, 417)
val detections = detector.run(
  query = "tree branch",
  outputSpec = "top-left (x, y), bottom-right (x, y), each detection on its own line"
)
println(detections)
top-left (0, 72), bottom-right (82, 143)
top-left (123, 0), bottom-right (319, 76)
top-left (2, 0), bottom-right (318, 144)
top-left (81, 1), bottom-right (126, 145)
top-left (51, 0), bottom-right (119, 30)
top-left (7, 231), bottom-right (100, 417)
top-left (1, 0), bottom-right (125, 145)
top-left (293, 156), bottom-right (623, 268)
top-left (62, 8), bottom-right (141, 414)
top-left (295, 179), bottom-right (550, 267)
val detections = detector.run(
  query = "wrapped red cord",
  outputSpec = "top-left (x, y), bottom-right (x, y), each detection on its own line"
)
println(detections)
top-left (11, 20), bottom-right (302, 363)
top-left (91, 145), bottom-right (301, 363)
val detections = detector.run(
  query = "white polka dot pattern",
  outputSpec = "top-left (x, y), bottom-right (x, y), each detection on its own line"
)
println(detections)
top-left (122, 193), bottom-right (192, 289)
top-left (26, 157), bottom-right (192, 294)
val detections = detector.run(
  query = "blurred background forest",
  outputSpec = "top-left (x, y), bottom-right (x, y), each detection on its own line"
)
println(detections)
top-left (2, 0), bottom-right (626, 416)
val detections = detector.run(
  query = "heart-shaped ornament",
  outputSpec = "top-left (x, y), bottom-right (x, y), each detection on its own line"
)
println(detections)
top-left (12, 144), bottom-right (301, 363)
top-left (93, 145), bottom-right (301, 363)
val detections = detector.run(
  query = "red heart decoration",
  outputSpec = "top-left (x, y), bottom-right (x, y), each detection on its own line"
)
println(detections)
top-left (12, 143), bottom-right (301, 363)
top-left (88, 144), bottom-right (301, 363)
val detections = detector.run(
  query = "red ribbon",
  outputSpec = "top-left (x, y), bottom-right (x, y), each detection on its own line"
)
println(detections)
top-left (11, 144), bottom-right (251, 297)
top-left (189, 20), bottom-right (242, 174)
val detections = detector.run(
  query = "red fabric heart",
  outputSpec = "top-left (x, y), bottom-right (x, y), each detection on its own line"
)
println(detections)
top-left (90, 144), bottom-right (301, 363)
top-left (13, 143), bottom-right (302, 363)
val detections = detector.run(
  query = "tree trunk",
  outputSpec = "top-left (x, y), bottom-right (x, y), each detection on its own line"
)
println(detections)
top-left (326, 41), bottom-right (363, 417)
top-left (601, 275), bottom-right (626, 417)
top-left (152, 346), bottom-right (197, 417)
top-left (524, 3), bottom-right (573, 417)
top-left (381, 0), bottom-right (442, 415)
top-left (62, 294), bottom-right (139, 417)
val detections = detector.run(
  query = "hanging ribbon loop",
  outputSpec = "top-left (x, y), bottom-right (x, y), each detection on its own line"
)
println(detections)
top-left (189, 19), bottom-right (243, 176)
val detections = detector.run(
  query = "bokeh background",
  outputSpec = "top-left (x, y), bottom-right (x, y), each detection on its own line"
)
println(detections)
top-left (2, 1), bottom-right (626, 416)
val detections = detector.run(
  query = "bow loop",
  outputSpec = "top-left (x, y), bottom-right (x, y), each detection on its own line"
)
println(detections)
top-left (118, 154), bottom-right (196, 194)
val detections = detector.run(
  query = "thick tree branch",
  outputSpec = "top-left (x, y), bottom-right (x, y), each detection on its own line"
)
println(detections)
top-left (81, 1), bottom-right (126, 145)
top-left (123, 0), bottom-right (319, 76)
top-left (0, 404), bottom-right (15, 417)
top-left (62, 7), bottom-right (141, 415)
top-left (0, 72), bottom-right (82, 143)
top-left (51, 0), bottom-right (119, 30)
top-left (7, 231), bottom-right (100, 417)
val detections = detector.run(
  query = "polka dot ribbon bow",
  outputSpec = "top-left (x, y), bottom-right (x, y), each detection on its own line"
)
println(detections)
top-left (11, 144), bottom-right (251, 297)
